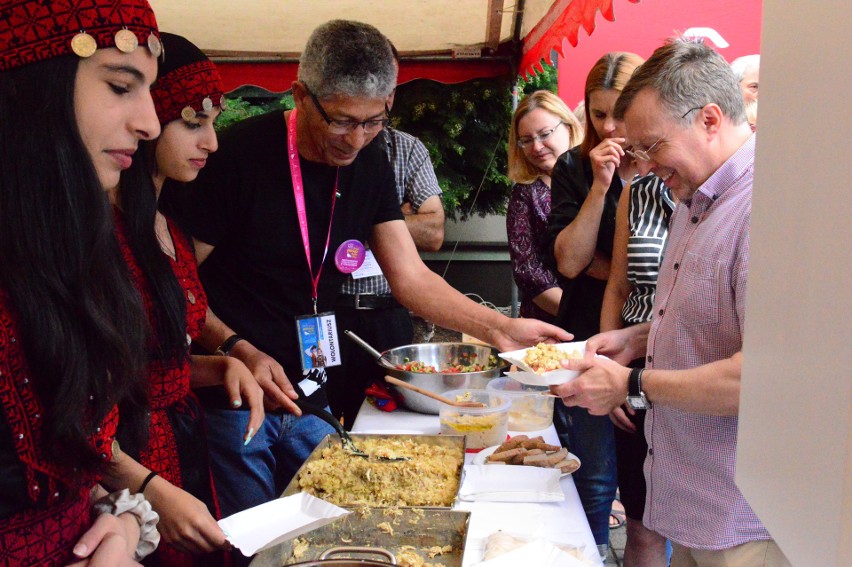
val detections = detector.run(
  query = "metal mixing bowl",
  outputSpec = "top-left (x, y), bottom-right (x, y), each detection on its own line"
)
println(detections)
top-left (380, 342), bottom-right (507, 414)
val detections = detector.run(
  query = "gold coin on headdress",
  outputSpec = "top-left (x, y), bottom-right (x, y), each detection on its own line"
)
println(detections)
top-left (219, 96), bottom-right (227, 110)
top-left (147, 33), bottom-right (163, 58)
top-left (111, 439), bottom-right (121, 458)
top-left (71, 32), bottom-right (97, 58)
top-left (114, 29), bottom-right (138, 53)
top-left (202, 97), bottom-right (214, 112)
top-left (181, 106), bottom-right (197, 122)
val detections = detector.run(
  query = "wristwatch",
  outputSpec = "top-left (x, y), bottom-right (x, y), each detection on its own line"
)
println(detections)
top-left (215, 334), bottom-right (244, 356)
top-left (627, 368), bottom-right (652, 410)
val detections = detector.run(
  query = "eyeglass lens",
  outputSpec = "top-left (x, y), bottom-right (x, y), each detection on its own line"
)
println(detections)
top-left (307, 85), bottom-right (388, 134)
top-left (518, 122), bottom-right (562, 148)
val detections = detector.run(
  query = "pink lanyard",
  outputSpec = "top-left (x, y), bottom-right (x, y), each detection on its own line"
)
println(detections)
top-left (287, 108), bottom-right (339, 314)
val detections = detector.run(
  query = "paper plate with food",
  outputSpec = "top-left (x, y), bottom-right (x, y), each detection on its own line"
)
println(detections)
top-left (499, 341), bottom-right (587, 386)
top-left (472, 435), bottom-right (581, 476)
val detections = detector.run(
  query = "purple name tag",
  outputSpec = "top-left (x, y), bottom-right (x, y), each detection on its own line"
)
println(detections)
top-left (334, 239), bottom-right (366, 273)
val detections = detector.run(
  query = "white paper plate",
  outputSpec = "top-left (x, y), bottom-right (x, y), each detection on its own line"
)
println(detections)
top-left (499, 341), bottom-right (587, 385)
top-left (218, 492), bottom-right (350, 556)
top-left (473, 444), bottom-right (581, 476)
top-left (503, 370), bottom-right (578, 387)
top-left (459, 464), bottom-right (564, 502)
top-left (478, 538), bottom-right (592, 567)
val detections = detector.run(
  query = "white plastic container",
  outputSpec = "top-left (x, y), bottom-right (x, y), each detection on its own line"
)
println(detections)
top-left (438, 389), bottom-right (510, 450)
top-left (486, 377), bottom-right (554, 431)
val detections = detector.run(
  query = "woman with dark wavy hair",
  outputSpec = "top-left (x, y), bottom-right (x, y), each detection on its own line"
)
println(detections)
top-left (0, 1), bottom-right (163, 564)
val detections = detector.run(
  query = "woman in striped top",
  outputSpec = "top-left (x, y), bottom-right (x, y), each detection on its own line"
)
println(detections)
top-left (600, 173), bottom-right (674, 566)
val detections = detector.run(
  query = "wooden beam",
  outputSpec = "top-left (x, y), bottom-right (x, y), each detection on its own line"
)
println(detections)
top-left (485, 0), bottom-right (505, 52)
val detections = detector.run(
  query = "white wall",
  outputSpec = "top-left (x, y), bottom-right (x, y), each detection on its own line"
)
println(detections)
top-left (443, 213), bottom-right (508, 245)
top-left (737, 2), bottom-right (852, 565)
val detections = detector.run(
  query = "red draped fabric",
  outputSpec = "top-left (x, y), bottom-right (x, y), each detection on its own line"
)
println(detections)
top-left (217, 58), bottom-right (515, 93)
top-left (520, 0), bottom-right (641, 78)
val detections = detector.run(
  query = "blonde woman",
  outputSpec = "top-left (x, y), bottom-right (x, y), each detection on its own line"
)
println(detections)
top-left (506, 91), bottom-right (583, 323)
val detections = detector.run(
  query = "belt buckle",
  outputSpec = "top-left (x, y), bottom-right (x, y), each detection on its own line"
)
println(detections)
top-left (354, 293), bottom-right (375, 310)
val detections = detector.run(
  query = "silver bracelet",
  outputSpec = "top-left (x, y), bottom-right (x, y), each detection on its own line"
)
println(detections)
top-left (92, 488), bottom-right (161, 561)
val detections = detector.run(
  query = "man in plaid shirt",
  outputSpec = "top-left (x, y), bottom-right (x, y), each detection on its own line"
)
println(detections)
top-left (327, 44), bottom-right (445, 426)
top-left (554, 38), bottom-right (789, 566)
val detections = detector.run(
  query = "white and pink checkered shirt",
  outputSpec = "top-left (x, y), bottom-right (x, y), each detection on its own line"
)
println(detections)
top-left (644, 135), bottom-right (771, 549)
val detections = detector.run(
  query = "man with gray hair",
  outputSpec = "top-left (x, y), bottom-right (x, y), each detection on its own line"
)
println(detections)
top-left (554, 38), bottom-right (789, 565)
top-left (327, 42), bottom-right (445, 428)
top-left (730, 54), bottom-right (760, 104)
top-left (161, 19), bottom-right (570, 524)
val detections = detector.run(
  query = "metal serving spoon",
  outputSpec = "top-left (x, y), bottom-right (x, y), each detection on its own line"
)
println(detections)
top-left (343, 329), bottom-right (397, 370)
top-left (294, 398), bottom-right (409, 461)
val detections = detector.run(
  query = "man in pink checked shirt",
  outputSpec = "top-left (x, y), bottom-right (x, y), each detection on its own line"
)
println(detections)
top-left (552, 38), bottom-right (790, 567)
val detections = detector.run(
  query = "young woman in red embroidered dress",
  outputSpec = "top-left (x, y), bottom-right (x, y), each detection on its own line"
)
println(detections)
top-left (0, 1), bottom-right (163, 565)
top-left (100, 34), bottom-right (265, 565)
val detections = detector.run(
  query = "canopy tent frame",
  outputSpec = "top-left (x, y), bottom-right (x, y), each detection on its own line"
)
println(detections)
top-left (149, 0), bottom-right (641, 91)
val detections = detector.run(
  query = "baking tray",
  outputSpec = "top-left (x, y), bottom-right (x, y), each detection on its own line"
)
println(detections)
top-left (282, 433), bottom-right (466, 509)
top-left (249, 508), bottom-right (470, 566)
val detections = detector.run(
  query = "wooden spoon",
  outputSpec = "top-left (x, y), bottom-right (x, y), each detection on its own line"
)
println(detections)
top-left (384, 375), bottom-right (487, 408)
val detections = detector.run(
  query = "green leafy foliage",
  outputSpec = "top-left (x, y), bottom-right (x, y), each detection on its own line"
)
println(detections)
top-left (389, 63), bottom-right (557, 219)
top-left (390, 78), bottom-right (514, 219)
top-left (519, 61), bottom-right (559, 95)
top-left (216, 95), bottom-right (293, 131)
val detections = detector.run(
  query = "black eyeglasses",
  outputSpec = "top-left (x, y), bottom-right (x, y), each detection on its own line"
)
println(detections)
top-left (305, 86), bottom-right (389, 135)
top-left (625, 106), bottom-right (704, 162)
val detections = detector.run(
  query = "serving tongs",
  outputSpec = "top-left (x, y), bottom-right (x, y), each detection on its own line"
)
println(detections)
top-left (294, 399), bottom-right (409, 462)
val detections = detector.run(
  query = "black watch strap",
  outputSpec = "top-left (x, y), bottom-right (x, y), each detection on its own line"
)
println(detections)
top-left (215, 334), bottom-right (244, 356)
top-left (628, 368), bottom-right (644, 397)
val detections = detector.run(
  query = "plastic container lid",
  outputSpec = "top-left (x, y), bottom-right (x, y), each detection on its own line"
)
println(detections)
top-left (486, 377), bottom-right (549, 396)
top-left (486, 378), bottom-right (554, 432)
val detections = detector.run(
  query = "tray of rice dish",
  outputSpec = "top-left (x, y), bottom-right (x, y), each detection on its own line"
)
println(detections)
top-left (283, 434), bottom-right (466, 509)
top-left (249, 508), bottom-right (470, 567)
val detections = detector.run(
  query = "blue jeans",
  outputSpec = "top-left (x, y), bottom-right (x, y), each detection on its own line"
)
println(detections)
top-left (203, 407), bottom-right (335, 517)
top-left (553, 403), bottom-right (618, 548)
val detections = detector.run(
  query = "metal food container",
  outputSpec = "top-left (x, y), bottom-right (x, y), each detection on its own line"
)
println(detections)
top-left (380, 342), bottom-right (508, 414)
top-left (249, 508), bottom-right (471, 566)
top-left (282, 434), bottom-right (466, 509)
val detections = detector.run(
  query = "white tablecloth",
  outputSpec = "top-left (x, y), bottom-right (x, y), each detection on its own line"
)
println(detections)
top-left (352, 401), bottom-right (602, 566)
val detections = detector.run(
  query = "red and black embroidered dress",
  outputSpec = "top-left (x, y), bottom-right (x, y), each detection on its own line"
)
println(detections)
top-left (0, 291), bottom-right (121, 566)
top-left (114, 212), bottom-right (222, 567)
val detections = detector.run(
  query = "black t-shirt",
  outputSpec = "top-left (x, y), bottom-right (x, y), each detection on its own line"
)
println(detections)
top-left (543, 146), bottom-right (623, 340)
top-left (160, 111), bottom-right (402, 407)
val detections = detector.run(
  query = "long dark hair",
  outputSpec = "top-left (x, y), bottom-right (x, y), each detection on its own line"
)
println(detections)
top-left (0, 56), bottom-right (149, 474)
top-left (120, 143), bottom-right (189, 365)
